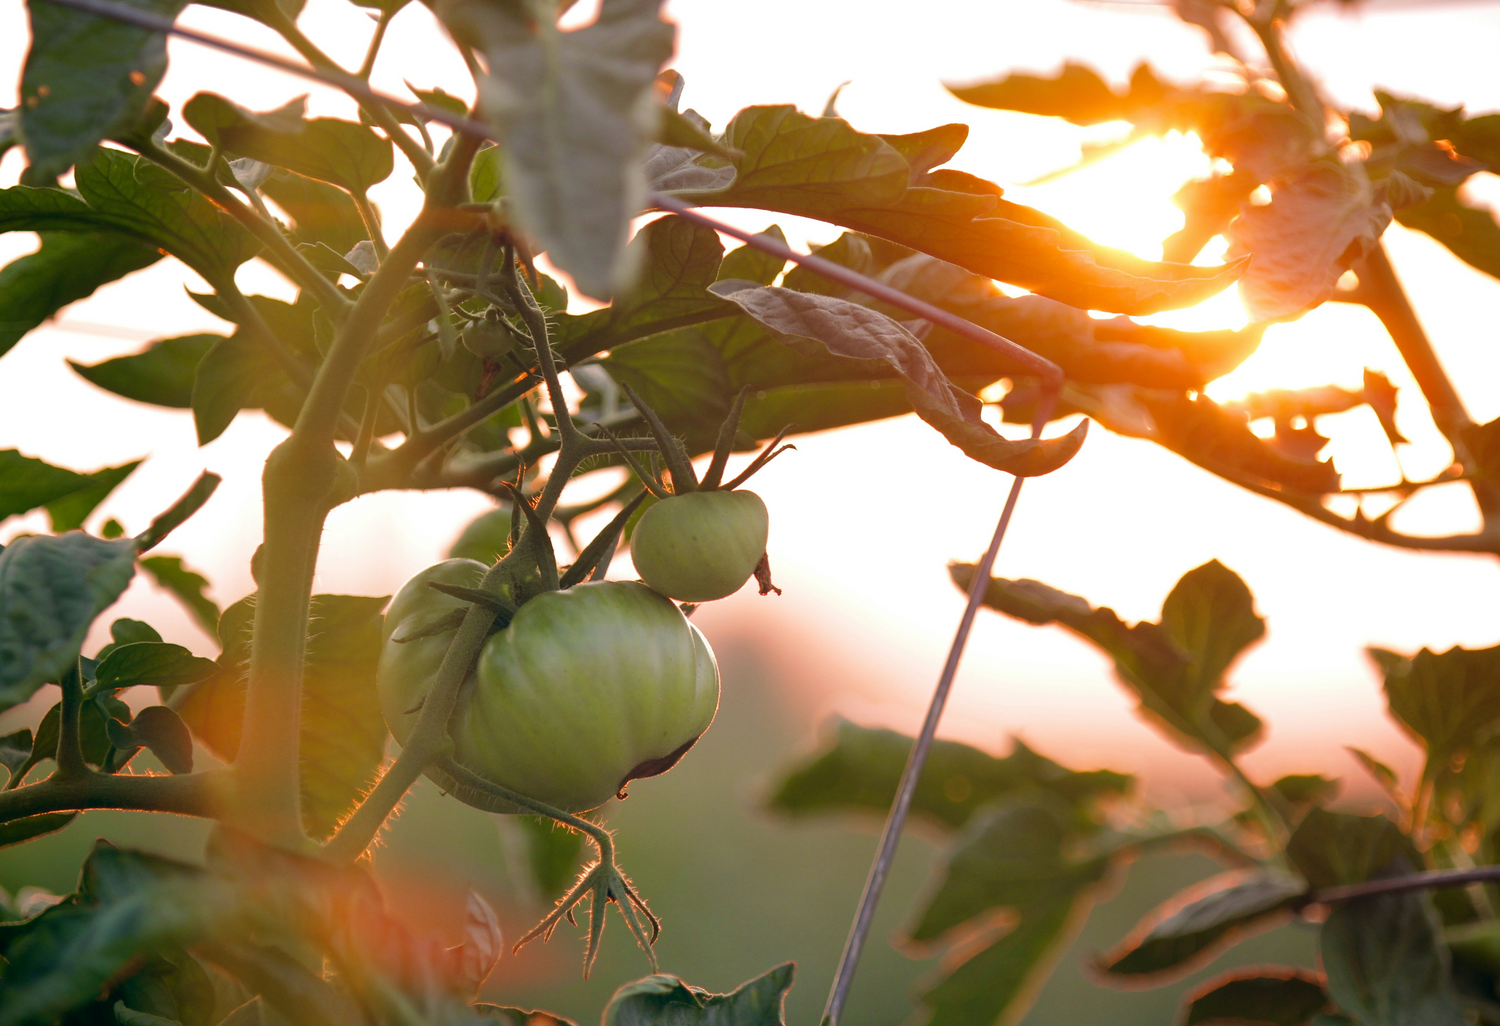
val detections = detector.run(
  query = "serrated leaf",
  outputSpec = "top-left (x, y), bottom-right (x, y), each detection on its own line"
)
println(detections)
top-left (0, 231), bottom-right (162, 358)
top-left (678, 104), bottom-right (1244, 316)
top-left (713, 285), bottom-right (1087, 476)
top-left (602, 963), bottom-right (794, 1026)
top-left (70, 334), bottom-right (219, 409)
top-left (1370, 643), bottom-right (1500, 772)
top-left (0, 450), bottom-right (141, 532)
top-left (19, 0), bottom-right (188, 178)
top-left (950, 561), bottom-right (1266, 756)
top-left (1183, 971), bottom-right (1330, 1026)
top-left (174, 594), bottom-right (389, 838)
top-left (556, 213), bottom-right (730, 362)
top-left (1322, 892), bottom-right (1465, 1026)
top-left (104, 705), bottom-right (193, 773)
top-left (908, 800), bottom-right (1110, 1026)
top-left (184, 93), bottom-right (394, 194)
top-left (260, 169), bottom-right (368, 253)
top-left (0, 533), bottom-right (136, 713)
top-left (768, 718), bottom-right (1129, 832)
top-left (1229, 161), bottom-right (1393, 321)
top-left (1285, 807), bottom-right (1419, 889)
top-left (1099, 872), bottom-right (1304, 979)
top-left (444, 0), bottom-right (675, 299)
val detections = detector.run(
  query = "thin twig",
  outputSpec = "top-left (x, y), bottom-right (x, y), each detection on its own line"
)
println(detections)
top-left (1311, 865), bottom-right (1500, 906)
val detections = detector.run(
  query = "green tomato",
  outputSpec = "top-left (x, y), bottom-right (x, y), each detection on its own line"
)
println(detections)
top-left (630, 490), bottom-right (769, 602)
top-left (378, 563), bottom-right (719, 814)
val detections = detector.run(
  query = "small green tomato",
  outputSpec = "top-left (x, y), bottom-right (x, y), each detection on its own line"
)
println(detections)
top-left (378, 562), bottom-right (719, 813)
top-left (630, 490), bottom-right (769, 603)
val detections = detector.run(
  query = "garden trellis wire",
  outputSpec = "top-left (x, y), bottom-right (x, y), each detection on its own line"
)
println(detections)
top-left (24, 0), bottom-right (1069, 1019)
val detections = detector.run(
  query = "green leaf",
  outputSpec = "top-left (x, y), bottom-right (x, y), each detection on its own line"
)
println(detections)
top-left (908, 799), bottom-right (1110, 1026)
top-left (260, 169), bottom-right (368, 253)
top-left (556, 214), bottom-right (730, 363)
top-left (679, 105), bottom-right (1244, 316)
top-left (604, 329), bottom-right (732, 444)
top-left (139, 555), bottom-right (221, 636)
top-left (175, 594), bottom-right (390, 838)
top-left (952, 561), bottom-right (1266, 756)
top-left (113, 1000), bottom-right (181, 1026)
top-left (1370, 643), bottom-right (1500, 773)
top-left (70, 334), bottom-right (219, 409)
top-left (443, 0), bottom-right (674, 298)
top-left (947, 63), bottom-right (1139, 124)
top-left (94, 642), bottom-right (217, 693)
top-left (19, 0), bottom-right (188, 178)
top-left (718, 225), bottom-right (788, 287)
top-left (135, 471), bottom-right (220, 554)
top-left (768, 718), bottom-right (1129, 831)
top-left (0, 844), bottom-right (234, 1026)
top-left (475, 1007), bottom-right (576, 1026)
top-left (449, 507), bottom-right (512, 565)
top-left (104, 705), bottom-right (193, 773)
top-left (602, 963), bottom-right (794, 1026)
top-left (183, 93), bottom-right (394, 194)
top-left (0, 450), bottom-right (141, 532)
top-left (1228, 161), bottom-right (1393, 321)
top-left (713, 284), bottom-right (1087, 477)
top-left (1321, 892), bottom-right (1465, 1026)
top-left (0, 812), bottom-right (77, 850)
top-left (517, 815), bottom-right (585, 899)
top-left (0, 231), bottom-right (162, 358)
top-left (1098, 872), bottom-right (1304, 978)
top-left (1271, 773), bottom-right (1340, 809)
top-left (469, 144), bottom-right (504, 204)
top-left (0, 533), bottom-right (136, 713)
top-left (1397, 185), bottom-right (1500, 281)
top-left (1183, 972), bottom-right (1330, 1026)
top-left (0, 729), bottom-right (34, 780)
top-left (190, 332), bottom-right (277, 445)
top-left (1285, 807), bottom-right (1420, 889)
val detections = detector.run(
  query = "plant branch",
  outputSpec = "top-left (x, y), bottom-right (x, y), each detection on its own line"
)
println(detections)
top-left (268, 10), bottom-right (437, 181)
top-left (137, 137), bottom-right (352, 319)
top-left (1310, 865), bottom-right (1500, 906)
top-left (352, 192), bottom-right (389, 260)
top-left (0, 767), bottom-right (226, 823)
top-left (55, 664), bottom-right (89, 780)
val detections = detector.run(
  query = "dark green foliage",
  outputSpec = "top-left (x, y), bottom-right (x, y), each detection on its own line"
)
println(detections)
top-left (19, 0), bottom-right (187, 178)
top-left (71, 334), bottom-right (218, 409)
top-left (1286, 808), bottom-right (1420, 890)
top-left (0, 450), bottom-right (140, 531)
top-left (1322, 892), bottom-right (1465, 1026)
top-left (951, 560), bottom-right (1267, 757)
top-left (1183, 972), bottom-right (1330, 1025)
top-left (1370, 643), bottom-right (1500, 772)
top-left (1098, 873), bottom-right (1304, 978)
top-left (768, 718), bottom-right (1129, 831)
top-left (0, 533), bottom-right (136, 713)
top-left (104, 705), bottom-right (195, 774)
top-left (601, 963), bottom-right (794, 1026)
top-left (138, 555), bottom-right (221, 636)
top-left (0, 232), bottom-right (162, 358)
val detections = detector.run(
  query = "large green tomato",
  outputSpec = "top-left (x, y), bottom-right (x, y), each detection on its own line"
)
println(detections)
top-left (378, 562), bottom-right (719, 813)
top-left (630, 490), bottom-right (769, 602)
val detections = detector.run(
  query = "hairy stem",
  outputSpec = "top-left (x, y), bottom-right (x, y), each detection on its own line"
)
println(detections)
top-left (0, 768), bottom-right (226, 823)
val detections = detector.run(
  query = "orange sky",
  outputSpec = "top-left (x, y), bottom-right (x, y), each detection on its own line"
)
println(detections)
top-left (3, 0), bottom-right (1500, 803)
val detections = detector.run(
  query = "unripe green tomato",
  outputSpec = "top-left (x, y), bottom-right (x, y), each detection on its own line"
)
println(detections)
top-left (377, 563), bottom-right (719, 814)
top-left (630, 490), bottom-right (769, 602)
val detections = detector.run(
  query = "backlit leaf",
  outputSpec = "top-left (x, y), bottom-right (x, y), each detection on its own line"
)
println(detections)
top-left (1285, 808), bottom-right (1419, 890)
top-left (1183, 971), bottom-right (1330, 1026)
top-left (139, 555), bottom-right (220, 640)
top-left (768, 718), bottom-right (1130, 832)
top-left (1370, 643), bottom-right (1500, 771)
top-left (1322, 892), bottom-right (1465, 1026)
top-left (1099, 872), bottom-right (1304, 979)
top-left (1396, 185), bottom-right (1500, 281)
top-left (94, 641), bottom-right (217, 693)
top-left (174, 593), bottom-right (390, 838)
top-left (0, 533), bottom-right (136, 713)
top-left (444, 0), bottom-right (675, 298)
top-left (602, 963), bottom-right (793, 1026)
top-left (714, 284), bottom-right (1087, 476)
top-left (0, 450), bottom-right (141, 532)
top-left (0, 812), bottom-right (77, 850)
top-left (70, 334), bottom-right (219, 409)
top-left (19, 0), bottom-right (187, 178)
top-left (1228, 161), bottom-right (1393, 321)
top-left (0, 232), bottom-right (162, 358)
top-left (104, 704), bottom-right (194, 774)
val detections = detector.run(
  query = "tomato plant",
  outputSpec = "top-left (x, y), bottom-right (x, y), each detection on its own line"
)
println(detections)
top-left (1, 0), bottom-right (1499, 1023)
